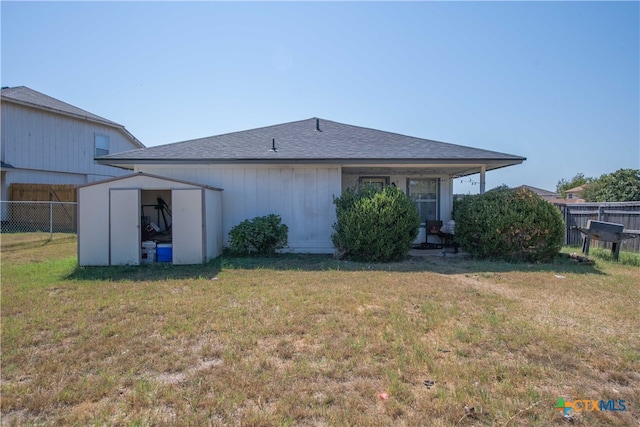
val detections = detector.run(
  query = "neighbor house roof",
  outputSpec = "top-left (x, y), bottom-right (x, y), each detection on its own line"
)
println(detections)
top-left (1, 86), bottom-right (144, 148)
top-left (516, 185), bottom-right (558, 197)
top-left (98, 117), bottom-right (525, 172)
top-left (565, 185), bottom-right (585, 193)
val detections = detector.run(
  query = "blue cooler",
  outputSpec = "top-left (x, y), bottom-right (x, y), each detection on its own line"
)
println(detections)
top-left (157, 243), bottom-right (173, 262)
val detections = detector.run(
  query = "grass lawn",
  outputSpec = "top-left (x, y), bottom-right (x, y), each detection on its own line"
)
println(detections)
top-left (1, 235), bottom-right (639, 426)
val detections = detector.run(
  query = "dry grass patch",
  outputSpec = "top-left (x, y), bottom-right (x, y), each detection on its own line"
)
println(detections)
top-left (1, 235), bottom-right (639, 425)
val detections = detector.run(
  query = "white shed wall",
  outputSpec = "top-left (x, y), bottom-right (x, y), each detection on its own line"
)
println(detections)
top-left (136, 165), bottom-right (342, 253)
top-left (78, 175), bottom-right (205, 266)
top-left (171, 189), bottom-right (204, 265)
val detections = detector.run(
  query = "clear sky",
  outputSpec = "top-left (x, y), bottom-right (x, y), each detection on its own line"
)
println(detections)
top-left (2, 1), bottom-right (638, 194)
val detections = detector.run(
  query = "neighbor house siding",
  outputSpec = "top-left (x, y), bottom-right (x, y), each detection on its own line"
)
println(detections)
top-left (1, 102), bottom-right (137, 193)
top-left (135, 164), bottom-right (341, 253)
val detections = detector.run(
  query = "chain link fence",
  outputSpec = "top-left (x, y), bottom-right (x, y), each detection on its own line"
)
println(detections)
top-left (1, 201), bottom-right (77, 237)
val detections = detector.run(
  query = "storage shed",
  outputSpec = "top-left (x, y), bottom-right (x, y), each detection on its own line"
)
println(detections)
top-left (77, 172), bottom-right (223, 266)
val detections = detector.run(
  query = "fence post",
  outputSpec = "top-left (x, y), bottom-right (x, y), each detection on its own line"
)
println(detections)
top-left (49, 202), bottom-right (53, 239)
top-left (563, 205), bottom-right (569, 246)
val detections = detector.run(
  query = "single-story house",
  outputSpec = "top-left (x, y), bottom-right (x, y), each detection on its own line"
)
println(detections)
top-left (564, 185), bottom-right (587, 203)
top-left (85, 117), bottom-right (525, 264)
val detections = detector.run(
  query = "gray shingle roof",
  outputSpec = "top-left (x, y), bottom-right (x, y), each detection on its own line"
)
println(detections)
top-left (2, 86), bottom-right (121, 126)
top-left (100, 117), bottom-right (525, 166)
top-left (1, 86), bottom-right (144, 148)
top-left (516, 185), bottom-right (558, 197)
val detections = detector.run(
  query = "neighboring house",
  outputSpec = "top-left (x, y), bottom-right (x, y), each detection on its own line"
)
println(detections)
top-left (92, 117), bottom-right (525, 258)
top-left (0, 86), bottom-right (144, 204)
top-left (564, 185), bottom-right (586, 202)
top-left (516, 185), bottom-right (559, 201)
top-left (549, 185), bottom-right (587, 204)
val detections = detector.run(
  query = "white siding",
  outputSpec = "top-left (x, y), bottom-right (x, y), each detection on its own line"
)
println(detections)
top-left (1, 102), bottom-right (140, 196)
top-left (136, 165), bottom-right (342, 253)
top-left (204, 189), bottom-right (223, 261)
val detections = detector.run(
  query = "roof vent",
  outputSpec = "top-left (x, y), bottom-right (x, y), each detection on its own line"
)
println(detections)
top-left (270, 138), bottom-right (277, 152)
top-left (315, 118), bottom-right (321, 132)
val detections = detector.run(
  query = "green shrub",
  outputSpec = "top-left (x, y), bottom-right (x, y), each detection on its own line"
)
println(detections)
top-left (332, 185), bottom-right (420, 262)
top-left (228, 214), bottom-right (288, 256)
top-left (455, 187), bottom-right (564, 262)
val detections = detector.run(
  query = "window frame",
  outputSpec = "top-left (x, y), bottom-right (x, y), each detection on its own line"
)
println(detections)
top-left (359, 176), bottom-right (389, 191)
top-left (406, 178), bottom-right (440, 223)
top-left (94, 134), bottom-right (110, 158)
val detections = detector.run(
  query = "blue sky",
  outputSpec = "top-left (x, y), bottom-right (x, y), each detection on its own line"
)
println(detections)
top-left (2, 1), bottom-right (638, 194)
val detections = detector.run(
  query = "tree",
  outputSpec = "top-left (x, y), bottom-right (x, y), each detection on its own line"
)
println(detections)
top-left (556, 173), bottom-right (591, 198)
top-left (581, 169), bottom-right (640, 202)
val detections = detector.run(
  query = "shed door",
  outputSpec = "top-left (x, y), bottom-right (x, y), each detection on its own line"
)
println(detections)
top-left (110, 189), bottom-right (140, 265)
top-left (172, 188), bottom-right (204, 264)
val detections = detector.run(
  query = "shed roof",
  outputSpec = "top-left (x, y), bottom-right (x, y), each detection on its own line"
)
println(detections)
top-left (98, 118), bottom-right (525, 171)
top-left (1, 86), bottom-right (144, 148)
top-left (76, 172), bottom-right (223, 191)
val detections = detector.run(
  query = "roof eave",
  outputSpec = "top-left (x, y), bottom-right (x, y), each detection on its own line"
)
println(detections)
top-left (97, 157), bottom-right (525, 168)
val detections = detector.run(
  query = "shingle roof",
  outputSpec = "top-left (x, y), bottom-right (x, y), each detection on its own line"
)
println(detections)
top-left (2, 86), bottom-right (122, 126)
top-left (100, 118), bottom-right (525, 167)
top-left (1, 86), bottom-right (144, 148)
top-left (565, 185), bottom-right (585, 193)
top-left (516, 185), bottom-right (558, 197)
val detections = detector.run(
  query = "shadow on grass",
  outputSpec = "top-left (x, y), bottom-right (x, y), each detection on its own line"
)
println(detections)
top-left (218, 252), bottom-right (606, 275)
top-left (67, 251), bottom-right (605, 281)
top-left (68, 262), bottom-right (223, 282)
top-left (1, 234), bottom-right (76, 251)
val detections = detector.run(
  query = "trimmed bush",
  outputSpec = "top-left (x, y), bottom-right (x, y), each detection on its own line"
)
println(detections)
top-left (228, 214), bottom-right (288, 256)
top-left (455, 187), bottom-right (564, 262)
top-left (332, 185), bottom-right (420, 262)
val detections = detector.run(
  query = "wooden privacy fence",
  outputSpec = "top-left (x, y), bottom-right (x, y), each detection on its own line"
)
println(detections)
top-left (9, 183), bottom-right (77, 202)
top-left (555, 201), bottom-right (640, 253)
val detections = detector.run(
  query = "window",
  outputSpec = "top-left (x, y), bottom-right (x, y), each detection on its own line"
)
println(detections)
top-left (407, 178), bottom-right (439, 223)
top-left (359, 176), bottom-right (389, 192)
top-left (95, 134), bottom-right (110, 157)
